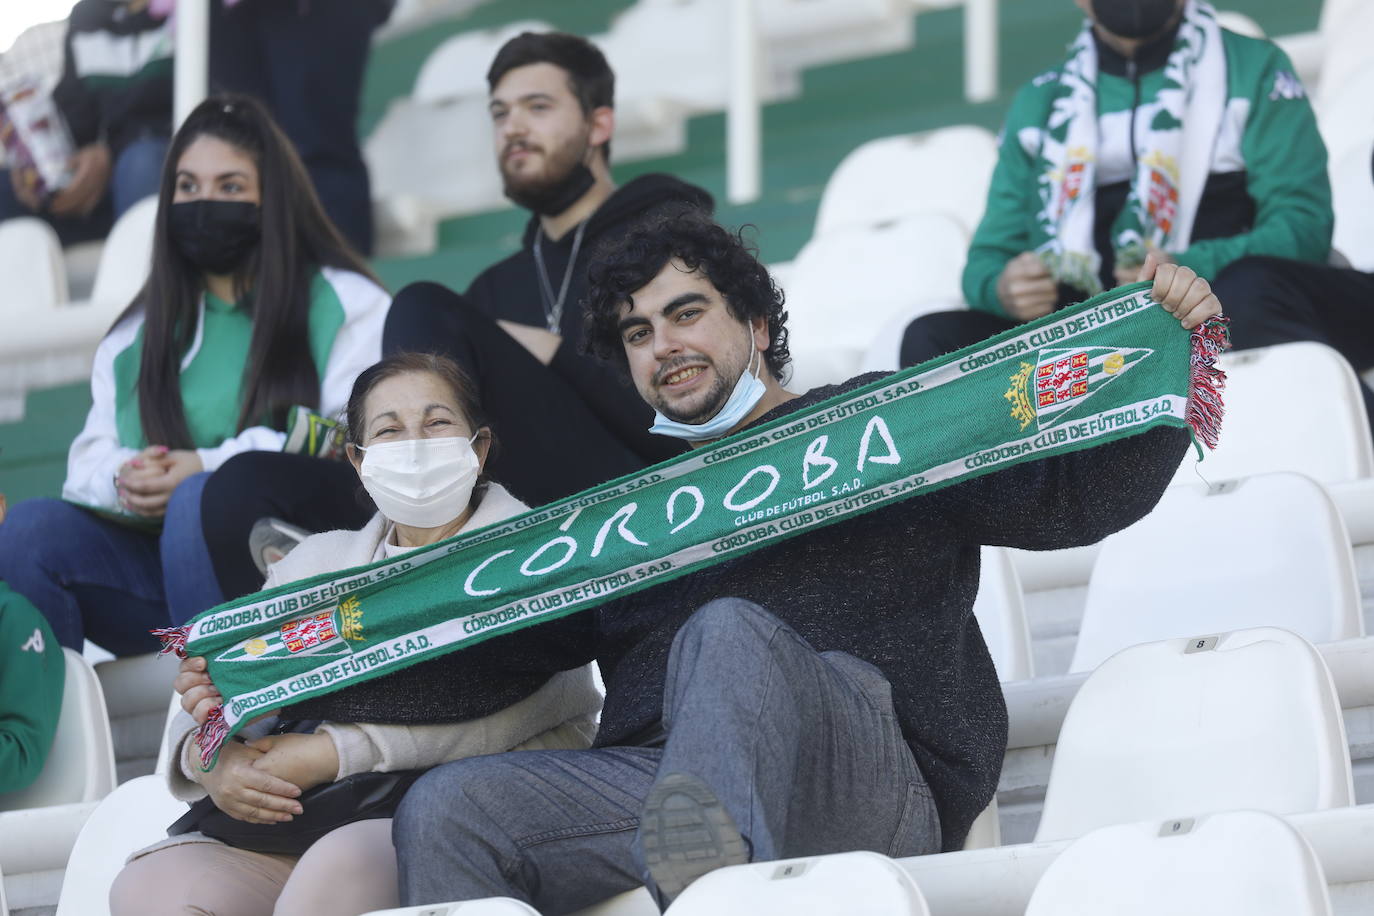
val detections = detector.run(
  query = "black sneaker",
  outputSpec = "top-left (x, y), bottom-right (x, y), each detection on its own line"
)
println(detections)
top-left (640, 772), bottom-right (750, 904)
top-left (248, 517), bottom-right (310, 576)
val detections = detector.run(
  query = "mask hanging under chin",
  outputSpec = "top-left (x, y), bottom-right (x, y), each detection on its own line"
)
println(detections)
top-left (649, 336), bottom-right (769, 443)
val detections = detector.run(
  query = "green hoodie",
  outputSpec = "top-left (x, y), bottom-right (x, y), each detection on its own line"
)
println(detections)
top-left (965, 28), bottom-right (1332, 317)
top-left (0, 582), bottom-right (64, 795)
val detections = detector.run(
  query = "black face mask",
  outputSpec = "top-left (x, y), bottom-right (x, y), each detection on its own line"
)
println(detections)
top-left (503, 161), bottom-right (597, 217)
top-left (169, 200), bottom-right (261, 275)
top-left (1091, 0), bottom-right (1180, 40)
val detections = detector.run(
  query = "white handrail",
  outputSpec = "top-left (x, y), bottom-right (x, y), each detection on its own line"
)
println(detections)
top-left (727, 0), bottom-right (762, 205)
top-left (964, 0), bottom-right (998, 102)
top-left (173, 0), bottom-right (210, 127)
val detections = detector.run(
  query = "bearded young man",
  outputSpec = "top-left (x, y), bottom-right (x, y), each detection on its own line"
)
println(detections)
top-left (382, 32), bottom-right (710, 507)
top-left (389, 209), bottom-right (1222, 912)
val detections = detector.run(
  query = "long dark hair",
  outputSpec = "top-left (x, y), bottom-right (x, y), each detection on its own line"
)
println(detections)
top-left (121, 93), bottom-right (379, 449)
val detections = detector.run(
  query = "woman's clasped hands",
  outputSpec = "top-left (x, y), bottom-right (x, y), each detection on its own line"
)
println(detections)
top-left (175, 655), bottom-right (339, 824)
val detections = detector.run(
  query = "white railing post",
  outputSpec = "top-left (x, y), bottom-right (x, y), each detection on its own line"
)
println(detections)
top-left (727, 0), bottom-right (762, 205)
top-left (964, 0), bottom-right (998, 103)
top-left (174, 0), bottom-right (211, 126)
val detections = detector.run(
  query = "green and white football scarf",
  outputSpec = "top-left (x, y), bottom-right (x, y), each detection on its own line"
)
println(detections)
top-left (1035, 0), bottom-right (1228, 294)
top-left (158, 284), bottom-right (1229, 767)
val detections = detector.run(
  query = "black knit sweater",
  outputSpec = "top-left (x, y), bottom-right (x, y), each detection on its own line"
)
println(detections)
top-left (590, 374), bottom-right (1190, 850)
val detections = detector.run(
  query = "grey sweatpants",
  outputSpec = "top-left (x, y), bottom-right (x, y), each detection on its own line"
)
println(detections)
top-left (394, 598), bottom-right (940, 913)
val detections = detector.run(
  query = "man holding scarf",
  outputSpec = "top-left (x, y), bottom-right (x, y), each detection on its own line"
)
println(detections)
top-left (383, 208), bottom-right (1222, 910)
top-left (900, 0), bottom-right (1329, 367)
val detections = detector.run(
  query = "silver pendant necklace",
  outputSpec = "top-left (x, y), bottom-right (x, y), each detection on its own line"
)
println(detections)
top-left (532, 219), bottom-right (589, 334)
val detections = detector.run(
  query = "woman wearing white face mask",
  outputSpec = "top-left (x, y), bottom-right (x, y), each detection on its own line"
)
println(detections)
top-left (111, 353), bottom-right (602, 916)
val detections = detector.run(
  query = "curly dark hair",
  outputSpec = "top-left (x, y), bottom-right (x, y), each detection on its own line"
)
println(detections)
top-left (583, 207), bottom-right (790, 378)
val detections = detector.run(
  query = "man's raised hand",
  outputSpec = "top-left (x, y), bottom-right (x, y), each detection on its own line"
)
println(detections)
top-left (1136, 251), bottom-right (1222, 330)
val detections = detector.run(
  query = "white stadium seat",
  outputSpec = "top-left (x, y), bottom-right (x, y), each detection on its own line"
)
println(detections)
top-left (905, 803), bottom-right (1374, 916)
top-left (0, 217), bottom-right (67, 312)
top-left (973, 546), bottom-right (1034, 682)
top-left (857, 296), bottom-right (965, 376)
top-left (814, 126), bottom-right (998, 237)
top-left (1315, 0), bottom-right (1374, 135)
top-left (1025, 810), bottom-right (1333, 916)
top-left (365, 96), bottom-right (506, 234)
top-left (413, 21), bottom-right (553, 104)
top-left (89, 195), bottom-right (158, 308)
top-left (666, 850), bottom-right (930, 915)
top-left (0, 195), bottom-right (157, 366)
top-left (785, 212), bottom-right (967, 391)
top-left (1330, 139), bottom-right (1374, 271)
top-left (1173, 342), bottom-right (1374, 486)
top-left (0, 649), bottom-right (116, 913)
top-left (1037, 628), bottom-right (1355, 842)
top-left (1071, 472), bottom-right (1364, 673)
top-left (154, 692), bottom-right (182, 777)
top-left (755, 0), bottom-right (914, 86)
top-left (54, 775), bottom-right (189, 916)
top-left (365, 899), bottom-right (542, 916)
top-left (0, 649), bottom-right (115, 813)
top-left (601, 2), bottom-right (740, 114)
top-left (96, 652), bottom-right (180, 782)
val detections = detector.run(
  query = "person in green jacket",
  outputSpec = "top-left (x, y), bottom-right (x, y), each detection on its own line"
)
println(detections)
top-left (900, 0), bottom-right (1331, 368)
top-left (0, 581), bottom-right (65, 796)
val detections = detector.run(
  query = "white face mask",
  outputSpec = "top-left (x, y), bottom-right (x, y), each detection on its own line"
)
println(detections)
top-left (357, 434), bottom-right (481, 529)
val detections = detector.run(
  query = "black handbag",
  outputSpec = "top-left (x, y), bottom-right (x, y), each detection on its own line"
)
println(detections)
top-left (166, 720), bottom-right (424, 856)
top-left (168, 767), bottom-right (426, 856)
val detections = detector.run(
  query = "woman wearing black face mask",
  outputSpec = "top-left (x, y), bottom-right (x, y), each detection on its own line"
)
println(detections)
top-left (0, 95), bottom-right (390, 657)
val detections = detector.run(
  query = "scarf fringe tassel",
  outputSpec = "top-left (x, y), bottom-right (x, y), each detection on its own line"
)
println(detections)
top-left (1186, 315), bottom-right (1230, 450)
top-left (152, 625), bottom-right (190, 659)
top-left (195, 705), bottom-right (229, 768)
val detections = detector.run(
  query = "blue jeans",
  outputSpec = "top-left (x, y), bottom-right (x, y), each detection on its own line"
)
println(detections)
top-left (0, 472), bottom-right (223, 654)
top-left (393, 599), bottom-right (940, 913)
top-left (0, 135), bottom-right (167, 246)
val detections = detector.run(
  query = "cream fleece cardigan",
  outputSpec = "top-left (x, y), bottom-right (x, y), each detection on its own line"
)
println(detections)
top-left (167, 483), bottom-right (602, 802)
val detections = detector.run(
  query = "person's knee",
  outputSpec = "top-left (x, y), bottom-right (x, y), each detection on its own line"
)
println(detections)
top-left (900, 310), bottom-right (981, 365)
top-left (679, 598), bottom-right (781, 648)
top-left (109, 854), bottom-right (174, 916)
top-left (1212, 256), bottom-right (1289, 301)
top-left (199, 453), bottom-right (286, 548)
top-left (202, 452), bottom-right (279, 516)
top-left (394, 757), bottom-right (500, 849)
top-left (384, 282), bottom-right (482, 356)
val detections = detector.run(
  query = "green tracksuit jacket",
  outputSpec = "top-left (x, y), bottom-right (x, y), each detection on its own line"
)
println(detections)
top-left (965, 27), bottom-right (1332, 317)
